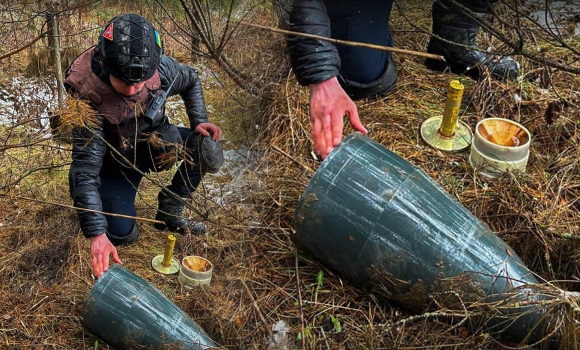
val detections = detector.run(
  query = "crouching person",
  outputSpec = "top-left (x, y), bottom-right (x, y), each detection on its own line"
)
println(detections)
top-left (65, 14), bottom-right (224, 278)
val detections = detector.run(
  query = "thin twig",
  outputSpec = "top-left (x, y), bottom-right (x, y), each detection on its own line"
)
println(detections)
top-left (1, 195), bottom-right (164, 224)
top-left (0, 163), bottom-right (71, 191)
top-left (272, 145), bottom-right (314, 175)
top-left (70, 271), bottom-right (93, 287)
top-left (241, 279), bottom-right (273, 338)
top-left (241, 22), bottom-right (446, 61)
top-left (0, 245), bottom-right (24, 256)
top-left (295, 248), bottom-right (306, 349)
top-left (0, 31), bottom-right (49, 61)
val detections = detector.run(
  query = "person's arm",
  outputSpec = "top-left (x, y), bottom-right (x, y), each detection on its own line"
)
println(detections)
top-left (288, 0), bottom-right (366, 159)
top-left (158, 56), bottom-right (208, 128)
top-left (287, 0), bottom-right (339, 86)
top-left (157, 56), bottom-right (222, 141)
top-left (69, 117), bottom-right (107, 238)
top-left (69, 115), bottom-right (121, 277)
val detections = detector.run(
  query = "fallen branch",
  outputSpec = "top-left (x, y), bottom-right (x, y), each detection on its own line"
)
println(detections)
top-left (0, 194), bottom-right (165, 225)
top-left (241, 22), bottom-right (446, 62)
top-left (272, 145), bottom-right (314, 174)
top-left (241, 279), bottom-right (273, 338)
top-left (295, 248), bottom-right (306, 349)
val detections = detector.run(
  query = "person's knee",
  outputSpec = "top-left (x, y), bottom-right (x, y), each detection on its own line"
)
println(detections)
top-left (107, 221), bottom-right (139, 246)
top-left (184, 135), bottom-right (224, 174)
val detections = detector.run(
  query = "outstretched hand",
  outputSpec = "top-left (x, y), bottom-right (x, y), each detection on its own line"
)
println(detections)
top-left (308, 77), bottom-right (368, 159)
top-left (90, 234), bottom-right (122, 279)
top-left (195, 123), bottom-right (223, 141)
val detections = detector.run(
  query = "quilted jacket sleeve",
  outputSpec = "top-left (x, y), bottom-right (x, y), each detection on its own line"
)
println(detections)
top-left (68, 117), bottom-right (108, 238)
top-left (287, 0), bottom-right (340, 86)
top-left (157, 56), bottom-right (209, 129)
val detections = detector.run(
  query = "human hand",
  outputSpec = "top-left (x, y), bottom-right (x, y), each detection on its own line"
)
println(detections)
top-left (90, 234), bottom-right (122, 279)
top-left (308, 77), bottom-right (368, 159)
top-left (195, 123), bottom-right (223, 141)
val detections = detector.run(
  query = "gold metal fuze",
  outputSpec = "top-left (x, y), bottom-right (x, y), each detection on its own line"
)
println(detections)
top-left (421, 79), bottom-right (473, 151)
top-left (152, 234), bottom-right (180, 274)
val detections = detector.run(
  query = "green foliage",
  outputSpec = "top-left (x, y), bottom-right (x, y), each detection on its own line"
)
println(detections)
top-left (296, 326), bottom-right (311, 341)
top-left (330, 315), bottom-right (342, 333)
top-left (441, 173), bottom-right (465, 193)
top-left (294, 270), bottom-right (341, 343)
top-left (314, 270), bottom-right (323, 300)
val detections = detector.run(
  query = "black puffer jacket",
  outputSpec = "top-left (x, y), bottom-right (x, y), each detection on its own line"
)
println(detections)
top-left (67, 52), bottom-right (209, 238)
top-left (287, 0), bottom-right (340, 86)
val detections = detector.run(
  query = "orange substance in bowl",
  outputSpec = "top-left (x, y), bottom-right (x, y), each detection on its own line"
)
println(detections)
top-left (183, 256), bottom-right (211, 272)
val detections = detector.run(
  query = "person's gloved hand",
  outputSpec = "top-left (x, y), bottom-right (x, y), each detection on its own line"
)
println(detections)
top-left (90, 233), bottom-right (122, 278)
top-left (195, 123), bottom-right (223, 141)
top-left (308, 77), bottom-right (368, 159)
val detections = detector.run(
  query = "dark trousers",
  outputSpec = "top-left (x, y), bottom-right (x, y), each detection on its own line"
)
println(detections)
top-left (324, 0), bottom-right (497, 84)
top-left (99, 127), bottom-right (204, 237)
top-left (325, 0), bottom-right (394, 84)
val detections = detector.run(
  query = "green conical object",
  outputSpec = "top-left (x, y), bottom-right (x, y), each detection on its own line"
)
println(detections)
top-left (82, 265), bottom-right (217, 349)
top-left (293, 132), bottom-right (555, 346)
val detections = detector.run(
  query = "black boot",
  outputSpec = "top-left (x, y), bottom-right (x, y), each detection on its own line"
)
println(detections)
top-left (426, 0), bottom-right (519, 80)
top-left (154, 191), bottom-right (207, 235)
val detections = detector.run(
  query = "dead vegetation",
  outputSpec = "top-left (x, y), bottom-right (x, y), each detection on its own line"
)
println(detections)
top-left (1, 0), bottom-right (580, 349)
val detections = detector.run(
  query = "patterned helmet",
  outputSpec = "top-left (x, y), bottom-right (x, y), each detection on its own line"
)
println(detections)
top-left (98, 14), bottom-right (163, 83)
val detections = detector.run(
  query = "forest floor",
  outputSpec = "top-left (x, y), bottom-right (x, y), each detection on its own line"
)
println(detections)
top-left (1, 1), bottom-right (580, 349)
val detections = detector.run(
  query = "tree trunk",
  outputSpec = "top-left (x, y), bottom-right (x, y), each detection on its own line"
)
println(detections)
top-left (46, 1), bottom-right (64, 106)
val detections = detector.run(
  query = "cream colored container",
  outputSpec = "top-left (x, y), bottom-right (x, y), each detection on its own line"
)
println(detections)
top-left (469, 118), bottom-right (531, 177)
top-left (179, 256), bottom-right (213, 288)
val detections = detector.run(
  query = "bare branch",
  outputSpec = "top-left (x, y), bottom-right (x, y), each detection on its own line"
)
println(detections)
top-left (0, 30), bottom-right (48, 61)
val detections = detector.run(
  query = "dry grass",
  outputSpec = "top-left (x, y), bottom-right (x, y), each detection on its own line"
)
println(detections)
top-left (2, 1), bottom-right (580, 349)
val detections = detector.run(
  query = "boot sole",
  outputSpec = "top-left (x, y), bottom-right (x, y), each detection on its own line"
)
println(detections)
top-left (154, 222), bottom-right (206, 235)
top-left (154, 222), bottom-right (169, 230)
top-left (425, 58), bottom-right (481, 80)
top-left (154, 222), bottom-right (183, 233)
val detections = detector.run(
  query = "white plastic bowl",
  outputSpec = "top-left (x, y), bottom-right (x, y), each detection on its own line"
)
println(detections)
top-left (179, 256), bottom-right (213, 288)
top-left (469, 118), bottom-right (531, 177)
